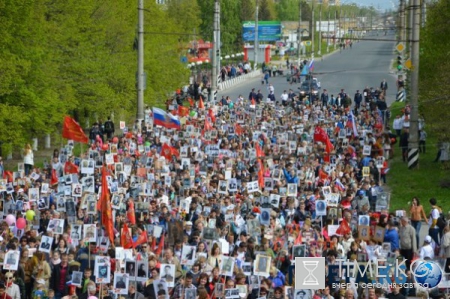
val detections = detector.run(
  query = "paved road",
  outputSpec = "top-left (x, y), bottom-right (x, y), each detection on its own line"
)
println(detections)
top-left (218, 32), bottom-right (399, 107)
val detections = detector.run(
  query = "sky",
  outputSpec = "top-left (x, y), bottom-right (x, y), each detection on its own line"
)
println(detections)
top-left (347, 0), bottom-right (398, 11)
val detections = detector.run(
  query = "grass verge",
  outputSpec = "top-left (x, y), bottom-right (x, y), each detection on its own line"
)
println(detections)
top-left (387, 102), bottom-right (450, 214)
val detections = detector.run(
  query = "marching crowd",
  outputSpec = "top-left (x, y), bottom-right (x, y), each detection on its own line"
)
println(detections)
top-left (0, 78), bottom-right (447, 299)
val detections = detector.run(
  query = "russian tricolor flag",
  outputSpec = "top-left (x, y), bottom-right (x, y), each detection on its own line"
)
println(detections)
top-left (308, 59), bottom-right (314, 72)
top-left (152, 107), bottom-right (181, 130)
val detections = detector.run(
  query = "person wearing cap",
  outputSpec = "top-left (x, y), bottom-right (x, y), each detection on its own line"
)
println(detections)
top-left (419, 236), bottom-right (435, 260)
top-left (183, 221), bottom-right (193, 237)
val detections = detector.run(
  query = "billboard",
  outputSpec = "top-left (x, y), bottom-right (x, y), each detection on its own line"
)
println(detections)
top-left (242, 21), bottom-right (282, 42)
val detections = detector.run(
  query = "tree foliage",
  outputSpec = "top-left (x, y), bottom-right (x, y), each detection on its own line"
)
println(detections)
top-left (259, 0), bottom-right (277, 21)
top-left (0, 0), bottom-right (189, 155)
top-left (418, 0), bottom-right (450, 141)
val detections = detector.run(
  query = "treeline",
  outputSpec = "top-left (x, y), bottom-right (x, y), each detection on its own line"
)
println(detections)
top-left (419, 0), bottom-right (450, 142)
top-left (0, 0), bottom-right (375, 153)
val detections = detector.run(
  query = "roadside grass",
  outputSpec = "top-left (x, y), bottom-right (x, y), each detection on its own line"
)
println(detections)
top-left (387, 102), bottom-right (450, 214)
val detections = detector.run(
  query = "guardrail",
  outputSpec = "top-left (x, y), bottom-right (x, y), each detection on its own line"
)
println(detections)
top-left (217, 70), bottom-right (262, 91)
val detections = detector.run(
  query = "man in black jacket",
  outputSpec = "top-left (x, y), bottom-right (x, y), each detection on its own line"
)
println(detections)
top-left (50, 253), bottom-right (70, 299)
top-left (354, 90), bottom-right (363, 112)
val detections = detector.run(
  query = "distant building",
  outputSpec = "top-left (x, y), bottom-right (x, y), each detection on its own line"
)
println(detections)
top-left (156, 0), bottom-right (165, 4)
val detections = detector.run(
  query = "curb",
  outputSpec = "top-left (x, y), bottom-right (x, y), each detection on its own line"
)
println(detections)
top-left (217, 70), bottom-right (262, 91)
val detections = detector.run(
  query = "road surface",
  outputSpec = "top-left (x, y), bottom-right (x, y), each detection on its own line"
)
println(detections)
top-left (218, 32), bottom-right (399, 107)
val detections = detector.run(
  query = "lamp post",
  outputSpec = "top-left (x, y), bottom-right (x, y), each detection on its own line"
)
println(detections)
top-left (196, 61), bottom-right (203, 83)
top-left (254, 0), bottom-right (259, 70)
top-left (225, 55), bottom-right (230, 65)
top-left (136, 0), bottom-right (145, 126)
top-left (297, 0), bottom-right (302, 66)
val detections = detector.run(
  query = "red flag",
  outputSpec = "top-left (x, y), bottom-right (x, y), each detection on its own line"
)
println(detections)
top-left (336, 219), bottom-right (351, 236)
top-left (64, 161), bottom-right (79, 174)
top-left (294, 232), bottom-right (302, 245)
top-left (208, 109), bottom-right (216, 123)
top-left (121, 223), bottom-right (133, 249)
top-left (62, 116), bottom-right (89, 144)
top-left (155, 234), bottom-right (165, 255)
top-left (314, 126), bottom-right (334, 154)
top-left (160, 143), bottom-right (180, 160)
top-left (204, 119), bottom-right (213, 131)
top-left (251, 97), bottom-right (256, 105)
top-left (98, 166), bottom-right (115, 244)
top-left (198, 96), bottom-right (205, 109)
top-left (151, 236), bottom-right (156, 251)
top-left (178, 106), bottom-right (190, 117)
top-left (133, 230), bottom-right (148, 248)
top-left (258, 160), bottom-right (265, 188)
top-left (255, 142), bottom-right (264, 158)
top-left (322, 227), bottom-right (330, 241)
top-left (235, 124), bottom-right (244, 135)
top-left (127, 201), bottom-right (136, 225)
top-left (188, 97), bottom-right (194, 107)
top-left (50, 169), bottom-right (59, 186)
top-left (3, 171), bottom-right (13, 183)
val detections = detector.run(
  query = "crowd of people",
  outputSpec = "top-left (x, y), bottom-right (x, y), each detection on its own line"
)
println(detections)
top-left (0, 77), bottom-right (447, 299)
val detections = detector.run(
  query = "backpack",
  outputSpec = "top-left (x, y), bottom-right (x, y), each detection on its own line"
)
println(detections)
top-left (104, 121), bottom-right (113, 132)
top-left (436, 209), bottom-right (446, 229)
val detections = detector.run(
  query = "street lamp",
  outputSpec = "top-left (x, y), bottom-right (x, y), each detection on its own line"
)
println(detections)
top-left (225, 55), bottom-right (230, 65)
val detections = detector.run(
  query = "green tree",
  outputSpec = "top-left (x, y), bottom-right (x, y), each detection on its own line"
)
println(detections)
top-left (197, 0), bottom-right (214, 41)
top-left (165, 0), bottom-right (201, 41)
top-left (419, 0), bottom-right (450, 141)
top-left (221, 0), bottom-right (242, 53)
top-left (241, 0), bottom-right (255, 22)
top-left (275, 0), bottom-right (299, 21)
top-left (259, 0), bottom-right (276, 21)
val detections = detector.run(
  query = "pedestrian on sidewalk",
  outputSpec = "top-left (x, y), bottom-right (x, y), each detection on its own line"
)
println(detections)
top-left (23, 144), bottom-right (34, 176)
top-left (104, 117), bottom-right (115, 140)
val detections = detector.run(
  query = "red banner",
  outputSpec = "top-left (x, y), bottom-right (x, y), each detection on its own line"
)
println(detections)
top-left (62, 116), bottom-right (89, 144)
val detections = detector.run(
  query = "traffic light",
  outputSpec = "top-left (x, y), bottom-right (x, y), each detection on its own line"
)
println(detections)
top-left (216, 50), bottom-right (220, 57)
top-left (397, 56), bottom-right (403, 70)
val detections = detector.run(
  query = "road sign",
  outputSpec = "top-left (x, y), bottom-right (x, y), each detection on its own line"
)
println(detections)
top-left (404, 59), bottom-right (412, 69)
top-left (396, 43), bottom-right (405, 53)
top-left (305, 41), bottom-right (312, 46)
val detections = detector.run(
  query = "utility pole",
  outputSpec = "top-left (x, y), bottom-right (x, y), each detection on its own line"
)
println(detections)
top-left (399, 0), bottom-right (405, 42)
top-left (254, 0), bottom-right (259, 70)
top-left (311, 0), bottom-right (315, 58)
top-left (297, 0), bottom-right (302, 66)
top-left (408, 0), bottom-right (413, 49)
top-left (339, 5), bottom-right (342, 51)
top-left (343, 10), bottom-right (346, 44)
top-left (327, 10), bottom-right (330, 53)
top-left (136, 0), bottom-right (145, 125)
top-left (408, 0), bottom-right (420, 169)
top-left (334, 10), bottom-right (337, 50)
top-left (210, 0), bottom-right (220, 103)
top-left (421, 0), bottom-right (426, 28)
top-left (318, 3), bottom-right (322, 57)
